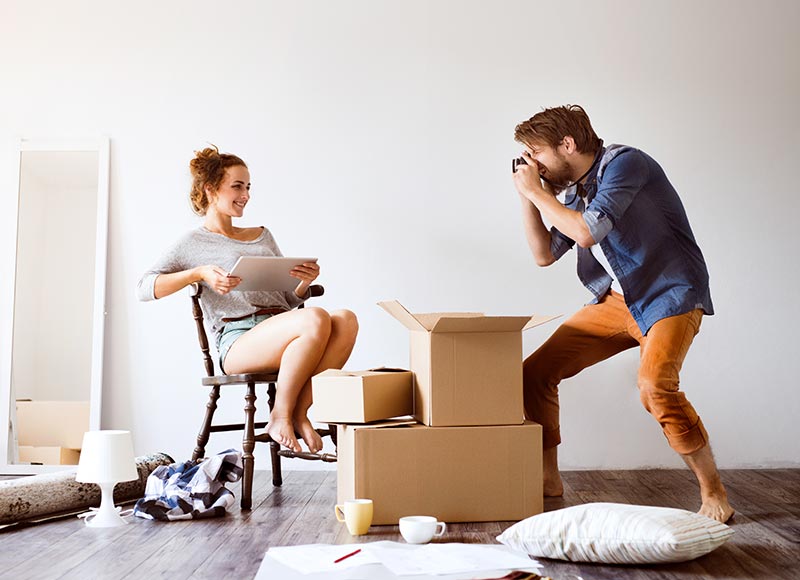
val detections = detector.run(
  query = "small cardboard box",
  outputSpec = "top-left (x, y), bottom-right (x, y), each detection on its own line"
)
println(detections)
top-left (337, 420), bottom-right (543, 524)
top-left (15, 400), bottom-right (90, 449)
top-left (378, 300), bottom-right (558, 426)
top-left (312, 368), bottom-right (413, 423)
top-left (18, 445), bottom-right (81, 465)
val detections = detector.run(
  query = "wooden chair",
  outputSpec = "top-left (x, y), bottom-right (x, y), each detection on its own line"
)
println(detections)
top-left (189, 282), bottom-right (337, 510)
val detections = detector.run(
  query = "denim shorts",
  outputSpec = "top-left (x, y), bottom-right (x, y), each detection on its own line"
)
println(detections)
top-left (216, 313), bottom-right (274, 373)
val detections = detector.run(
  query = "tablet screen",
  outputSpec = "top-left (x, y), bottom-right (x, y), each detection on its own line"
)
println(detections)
top-left (228, 256), bottom-right (318, 292)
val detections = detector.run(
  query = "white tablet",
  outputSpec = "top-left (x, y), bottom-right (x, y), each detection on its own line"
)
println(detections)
top-left (227, 256), bottom-right (318, 292)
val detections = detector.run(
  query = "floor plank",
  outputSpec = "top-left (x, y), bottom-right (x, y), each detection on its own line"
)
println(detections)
top-left (0, 469), bottom-right (798, 580)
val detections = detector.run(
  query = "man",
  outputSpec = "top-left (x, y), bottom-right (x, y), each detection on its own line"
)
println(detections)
top-left (512, 104), bottom-right (733, 523)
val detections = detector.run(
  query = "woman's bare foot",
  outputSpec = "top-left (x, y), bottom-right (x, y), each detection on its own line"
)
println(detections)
top-left (699, 492), bottom-right (735, 523)
top-left (294, 414), bottom-right (323, 453)
top-left (267, 415), bottom-right (301, 452)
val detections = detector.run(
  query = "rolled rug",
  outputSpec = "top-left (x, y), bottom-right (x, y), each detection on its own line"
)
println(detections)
top-left (0, 452), bottom-right (174, 528)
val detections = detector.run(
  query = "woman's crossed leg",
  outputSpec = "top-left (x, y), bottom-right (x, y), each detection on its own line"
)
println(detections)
top-left (222, 307), bottom-right (358, 453)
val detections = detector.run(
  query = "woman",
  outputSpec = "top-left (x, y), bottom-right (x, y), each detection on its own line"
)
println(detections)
top-left (137, 146), bottom-right (358, 454)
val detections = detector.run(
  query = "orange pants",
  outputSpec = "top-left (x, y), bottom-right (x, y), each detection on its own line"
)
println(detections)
top-left (523, 291), bottom-right (709, 455)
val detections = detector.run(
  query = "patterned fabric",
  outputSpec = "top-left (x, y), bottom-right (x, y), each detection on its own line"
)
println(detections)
top-left (133, 449), bottom-right (243, 521)
top-left (497, 502), bottom-right (733, 564)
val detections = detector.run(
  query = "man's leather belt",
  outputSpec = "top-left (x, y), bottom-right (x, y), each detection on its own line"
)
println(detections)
top-left (222, 308), bottom-right (287, 323)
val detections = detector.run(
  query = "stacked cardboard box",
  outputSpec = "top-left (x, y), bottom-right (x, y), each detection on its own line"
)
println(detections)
top-left (313, 301), bottom-right (557, 525)
top-left (312, 368), bottom-right (413, 424)
top-left (15, 400), bottom-right (89, 465)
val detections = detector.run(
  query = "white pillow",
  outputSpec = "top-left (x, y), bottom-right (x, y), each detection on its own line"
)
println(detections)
top-left (497, 502), bottom-right (733, 564)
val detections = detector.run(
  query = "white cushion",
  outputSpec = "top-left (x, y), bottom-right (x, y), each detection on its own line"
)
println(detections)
top-left (497, 502), bottom-right (733, 564)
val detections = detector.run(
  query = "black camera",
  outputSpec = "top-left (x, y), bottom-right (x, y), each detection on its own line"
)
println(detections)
top-left (512, 156), bottom-right (527, 173)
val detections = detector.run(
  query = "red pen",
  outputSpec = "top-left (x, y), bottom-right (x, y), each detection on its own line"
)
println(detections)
top-left (334, 548), bottom-right (361, 564)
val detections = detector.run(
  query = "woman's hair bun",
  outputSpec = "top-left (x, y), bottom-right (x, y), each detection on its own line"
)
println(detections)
top-left (188, 144), bottom-right (246, 216)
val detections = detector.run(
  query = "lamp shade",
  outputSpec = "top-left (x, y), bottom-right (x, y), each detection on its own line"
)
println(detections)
top-left (76, 430), bottom-right (138, 484)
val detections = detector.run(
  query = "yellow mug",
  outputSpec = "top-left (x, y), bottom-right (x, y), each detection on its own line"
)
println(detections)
top-left (335, 498), bottom-right (373, 535)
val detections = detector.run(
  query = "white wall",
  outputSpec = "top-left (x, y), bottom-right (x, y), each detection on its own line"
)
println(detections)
top-left (1, 0), bottom-right (798, 469)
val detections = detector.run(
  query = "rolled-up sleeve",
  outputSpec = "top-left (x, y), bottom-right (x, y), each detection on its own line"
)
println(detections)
top-left (583, 209), bottom-right (614, 244)
top-left (550, 227), bottom-right (575, 260)
top-left (135, 235), bottom-right (190, 301)
top-left (136, 273), bottom-right (159, 301)
top-left (586, 149), bottom-right (649, 240)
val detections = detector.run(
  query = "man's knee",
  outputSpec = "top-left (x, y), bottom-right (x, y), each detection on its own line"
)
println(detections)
top-left (523, 345), bottom-right (568, 390)
top-left (637, 377), bottom-right (706, 450)
top-left (637, 376), bottom-right (680, 414)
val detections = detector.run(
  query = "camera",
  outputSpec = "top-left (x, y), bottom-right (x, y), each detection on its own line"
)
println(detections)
top-left (512, 156), bottom-right (527, 173)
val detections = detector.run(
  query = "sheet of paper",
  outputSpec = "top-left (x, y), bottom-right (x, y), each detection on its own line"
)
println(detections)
top-left (263, 542), bottom-right (541, 578)
top-left (364, 542), bottom-right (541, 576)
top-left (267, 544), bottom-right (380, 574)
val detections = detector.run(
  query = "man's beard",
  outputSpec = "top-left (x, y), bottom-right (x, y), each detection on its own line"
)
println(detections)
top-left (539, 156), bottom-right (573, 193)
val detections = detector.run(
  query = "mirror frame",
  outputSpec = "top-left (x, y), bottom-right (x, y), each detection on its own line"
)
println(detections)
top-left (0, 137), bottom-right (110, 474)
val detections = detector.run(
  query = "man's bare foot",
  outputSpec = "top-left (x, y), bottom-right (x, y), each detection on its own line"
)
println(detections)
top-left (294, 414), bottom-right (323, 453)
top-left (699, 492), bottom-right (735, 523)
top-left (267, 416), bottom-right (301, 452)
top-left (543, 446), bottom-right (564, 496)
top-left (681, 444), bottom-right (734, 523)
top-left (543, 473), bottom-right (564, 497)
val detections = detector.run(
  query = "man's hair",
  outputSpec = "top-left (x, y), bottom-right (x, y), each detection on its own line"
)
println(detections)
top-left (514, 105), bottom-right (602, 154)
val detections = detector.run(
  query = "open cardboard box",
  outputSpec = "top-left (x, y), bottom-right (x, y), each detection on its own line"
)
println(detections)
top-left (337, 420), bottom-right (543, 524)
top-left (312, 368), bottom-right (413, 423)
top-left (378, 300), bottom-right (559, 426)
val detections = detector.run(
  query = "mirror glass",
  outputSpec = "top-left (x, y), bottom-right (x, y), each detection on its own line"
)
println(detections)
top-left (1, 140), bottom-right (108, 472)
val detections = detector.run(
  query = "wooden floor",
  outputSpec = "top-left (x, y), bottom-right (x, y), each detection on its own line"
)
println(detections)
top-left (0, 469), bottom-right (798, 579)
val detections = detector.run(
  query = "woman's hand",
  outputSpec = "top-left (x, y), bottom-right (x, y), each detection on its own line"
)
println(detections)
top-left (197, 265), bottom-right (241, 295)
top-left (291, 261), bottom-right (320, 297)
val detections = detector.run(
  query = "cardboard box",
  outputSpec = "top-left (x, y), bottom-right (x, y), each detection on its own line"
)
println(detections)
top-left (378, 301), bottom-right (558, 426)
top-left (312, 368), bottom-right (413, 423)
top-left (18, 445), bottom-right (81, 465)
top-left (15, 400), bottom-right (90, 449)
top-left (337, 421), bottom-right (543, 524)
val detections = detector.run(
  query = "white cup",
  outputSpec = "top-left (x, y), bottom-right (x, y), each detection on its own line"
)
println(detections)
top-left (399, 515), bottom-right (447, 544)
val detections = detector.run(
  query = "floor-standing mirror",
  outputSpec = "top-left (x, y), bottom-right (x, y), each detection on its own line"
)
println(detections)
top-left (0, 138), bottom-right (109, 474)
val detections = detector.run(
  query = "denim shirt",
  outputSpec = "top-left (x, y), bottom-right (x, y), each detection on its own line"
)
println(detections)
top-left (549, 145), bottom-right (714, 335)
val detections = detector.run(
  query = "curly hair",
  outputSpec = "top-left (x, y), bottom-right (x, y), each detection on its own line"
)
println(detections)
top-left (514, 105), bottom-right (602, 154)
top-left (188, 145), bottom-right (247, 215)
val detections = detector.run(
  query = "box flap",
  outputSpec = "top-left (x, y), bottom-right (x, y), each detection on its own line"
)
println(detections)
top-left (522, 314), bottom-right (562, 331)
top-left (314, 369), bottom-right (370, 379)
top-left (378, 301), bottom-right (484, 331)
top-left (351, 418), bottom-right (418, 430)
top-left (316, 368), bottom-right (412, 379)
top-left (416, 312), bottom-right (483, 331)
top-left (367, 367), bottom-right (411, 373)
top-left (430, 315), bottom-right (533, 333)
top-left (377, 300), bottom-right (427, 331)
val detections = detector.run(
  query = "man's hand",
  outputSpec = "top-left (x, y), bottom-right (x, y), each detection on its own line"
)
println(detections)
top-left (512, 151), bottom-right (549, 204)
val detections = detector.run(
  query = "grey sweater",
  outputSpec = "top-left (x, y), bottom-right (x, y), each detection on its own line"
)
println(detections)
top-left (137, 227), bottom-right (305, 339)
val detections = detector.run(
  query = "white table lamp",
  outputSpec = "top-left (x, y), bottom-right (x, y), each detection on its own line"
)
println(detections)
top-left (76, 430), bottom-right (138, 528)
